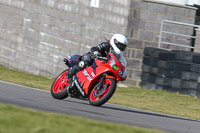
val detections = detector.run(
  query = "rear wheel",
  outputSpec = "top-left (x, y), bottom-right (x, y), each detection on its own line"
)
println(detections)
top-left (51, 69), bottom-right (70, 99)
top-left (89, 78), bottom-right (116, 106)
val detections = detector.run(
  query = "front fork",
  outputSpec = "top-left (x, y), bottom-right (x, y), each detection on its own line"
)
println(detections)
top-left (96, 74), bottom-right (106, 90)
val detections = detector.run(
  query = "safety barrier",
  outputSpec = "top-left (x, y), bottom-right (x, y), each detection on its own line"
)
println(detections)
top-left (141, 47), bottom-right (200, 98)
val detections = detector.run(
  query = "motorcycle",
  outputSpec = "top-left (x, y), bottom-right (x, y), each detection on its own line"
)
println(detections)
top-left (50, 50), bottom-right (127, 106)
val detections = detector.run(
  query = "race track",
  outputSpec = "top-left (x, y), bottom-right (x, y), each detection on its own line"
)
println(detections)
top-left (0, 80), bottom-right (199, 133)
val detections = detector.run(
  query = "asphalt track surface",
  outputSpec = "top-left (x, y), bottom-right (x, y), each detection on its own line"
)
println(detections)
top-left (0, 80), bottom-right (200, 133)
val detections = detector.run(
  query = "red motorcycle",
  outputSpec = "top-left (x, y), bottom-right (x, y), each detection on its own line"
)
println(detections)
top-left (51, 51), bottom-right (127, 106)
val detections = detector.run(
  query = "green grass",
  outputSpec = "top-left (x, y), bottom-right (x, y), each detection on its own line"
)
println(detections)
top-left (0, 65), bottom-right (54, 90)
top-left (1, 65), bottom-right (200, 121)
top-left (0, 104), bottom-right (163, 133)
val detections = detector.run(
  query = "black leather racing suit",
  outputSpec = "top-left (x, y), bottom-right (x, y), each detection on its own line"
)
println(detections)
top-left (66, 42), bottom-right (111, 79)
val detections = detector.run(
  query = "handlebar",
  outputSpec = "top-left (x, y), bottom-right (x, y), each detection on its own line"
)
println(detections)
top-left (96, 55), bottom-right (110, 62)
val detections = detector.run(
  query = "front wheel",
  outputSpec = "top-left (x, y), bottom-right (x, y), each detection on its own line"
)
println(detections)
top-left (89, 78), bottom-right (116, 106)
top-left (51, 69), bottom-right (70, 100)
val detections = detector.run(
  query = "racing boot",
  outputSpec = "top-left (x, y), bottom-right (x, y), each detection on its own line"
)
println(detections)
top-left (65, 66), bottom-right (80, 83)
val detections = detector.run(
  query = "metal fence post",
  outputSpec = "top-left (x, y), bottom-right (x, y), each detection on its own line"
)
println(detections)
top-left (158, 20), bottom-right (200, 50)
top-left (158, 20), bottom-right (164, 48)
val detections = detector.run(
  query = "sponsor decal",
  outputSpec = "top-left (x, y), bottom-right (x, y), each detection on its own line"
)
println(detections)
top-left (83, 70), bottom-right (93, 81)
top-left (74, 78), bottom-right (84, 96)
top-left (91, 72), bottom-right (95, 77)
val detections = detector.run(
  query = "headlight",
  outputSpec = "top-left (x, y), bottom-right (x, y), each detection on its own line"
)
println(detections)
top-left (118, 70), bottom-right (123, 76)
top-left (123, 70), bottom-right (127, 78)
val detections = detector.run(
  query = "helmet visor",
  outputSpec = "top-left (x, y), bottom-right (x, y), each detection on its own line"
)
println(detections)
top-left (114, 39), bottom-right (127, 51)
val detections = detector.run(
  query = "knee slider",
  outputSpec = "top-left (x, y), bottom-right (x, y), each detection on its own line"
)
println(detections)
top-left (78, 61), bottom-right (85, 69)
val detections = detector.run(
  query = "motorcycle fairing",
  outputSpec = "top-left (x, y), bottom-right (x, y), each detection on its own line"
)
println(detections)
top-left (76, 61), bottom-right (111, 96)
top-left (68, 75), bottom-right (88, 98)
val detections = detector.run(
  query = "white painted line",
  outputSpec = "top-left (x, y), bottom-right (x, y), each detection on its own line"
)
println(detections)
top-left (0, 80), bottom-right (50, 93)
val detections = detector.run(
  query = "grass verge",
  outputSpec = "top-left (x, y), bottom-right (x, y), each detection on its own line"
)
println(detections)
top-left (109, 87), bottom-right (200, 120)
top-left (0, 65), bottom-right (54, 90)
top-left (0, 65), bottom-right (200, 120)
top-left (0, 104), bottom-right (163, 133)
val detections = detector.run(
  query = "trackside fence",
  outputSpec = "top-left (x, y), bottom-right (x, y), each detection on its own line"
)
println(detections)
top-left (158, 20), bottom-right (200, 50)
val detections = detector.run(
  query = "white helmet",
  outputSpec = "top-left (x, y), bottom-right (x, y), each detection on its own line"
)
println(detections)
top-left (110, 34), bottom-right (128, 54)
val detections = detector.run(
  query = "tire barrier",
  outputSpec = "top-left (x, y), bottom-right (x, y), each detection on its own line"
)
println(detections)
top-left (141, 47), bottom-right (200, 98)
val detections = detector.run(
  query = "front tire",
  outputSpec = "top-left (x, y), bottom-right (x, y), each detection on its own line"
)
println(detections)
top-left (51, 69), bottom-right (70, 99)
top-left (89, 78), bottom-right (116, 106)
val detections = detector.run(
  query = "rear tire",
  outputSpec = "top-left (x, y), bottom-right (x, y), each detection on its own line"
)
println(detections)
top-left (51, 69), bottom-right (69, 100)
top-left (89, 78), bottom-right (116, 106)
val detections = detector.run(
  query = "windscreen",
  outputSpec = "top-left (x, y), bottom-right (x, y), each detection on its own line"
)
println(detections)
top-left (110, 50), bottom-right (127, 67)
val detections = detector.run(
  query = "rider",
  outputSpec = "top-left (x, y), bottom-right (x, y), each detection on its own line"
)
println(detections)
top-left (65, 34), bottom-right (128, 81)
